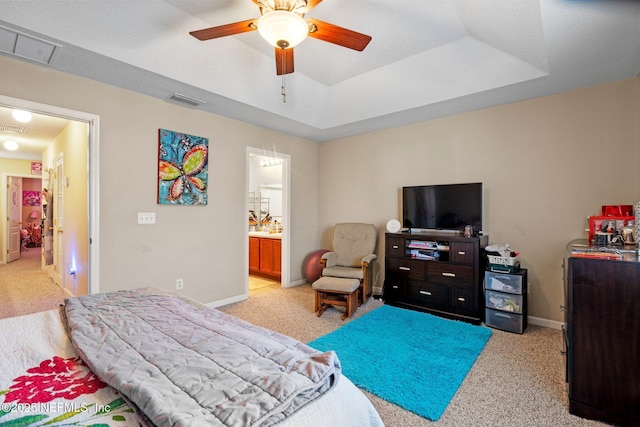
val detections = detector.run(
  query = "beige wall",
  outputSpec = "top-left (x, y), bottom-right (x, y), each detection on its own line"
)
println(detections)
top-left (0, 55), bottom-right (321, 305)
top-left (319, 77), bottom-right (640, 324)
top-left (43, 121), bottom-right (89, 296)
top-left (2, 52), bottom-right (638, 324)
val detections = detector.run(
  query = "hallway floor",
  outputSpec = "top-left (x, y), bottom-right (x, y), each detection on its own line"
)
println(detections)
top-left (0, 248), bottom-right (65, 319)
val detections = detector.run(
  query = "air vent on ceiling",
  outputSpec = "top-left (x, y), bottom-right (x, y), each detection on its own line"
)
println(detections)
top-left (0, 123), bottom-right (26, 133)
top-left (167, 93), bottom-right (206, 107)
top-left (0, 25), bottom-right (58, 64)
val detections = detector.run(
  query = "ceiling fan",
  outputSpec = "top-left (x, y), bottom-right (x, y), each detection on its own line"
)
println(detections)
top-left (189, 0), bottom-right (372, 76)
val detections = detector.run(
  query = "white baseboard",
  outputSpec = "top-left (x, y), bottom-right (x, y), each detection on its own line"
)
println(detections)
top-left (207, 279), bottom-right (310, 308)
top-left (205, 293), bottom-right (247, 309)
top-left (287, 279), bottom-right (307, 287)
top-left (528, 315), bottom-right (564, 330)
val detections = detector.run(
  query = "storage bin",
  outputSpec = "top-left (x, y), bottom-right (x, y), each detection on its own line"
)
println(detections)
top-left (485, 308), bottom-right (525, 334)
top-left (484, 270), bottom-right (524, 294)
top-left (485, 290), bottom-right (524, 314)
top-left (487, 255), bottom-right (519, 266)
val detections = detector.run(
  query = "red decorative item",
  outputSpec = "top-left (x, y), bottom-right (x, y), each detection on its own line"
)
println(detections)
top-left (4, 356), bottom-right (106, 404)
top-left (601, 205), bottom-right (633, 216)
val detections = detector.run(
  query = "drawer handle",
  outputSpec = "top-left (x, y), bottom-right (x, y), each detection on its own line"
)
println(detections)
top-left (392, 285), bottom-right (399, 289)
top-left (442, 272), bottom-right (456, 278)
top-left (458, 251), bottom-right (466, 255)
top-left (495, 313), bottom-right (512, 319)
top-left (419, 290), bottom-right (432, 296)
top-left (457, 297), bottom-right (465, 302)
top-left (399, 266), bottom-right (411, 271)
top-left (392, 245), bottom-right (399, 249)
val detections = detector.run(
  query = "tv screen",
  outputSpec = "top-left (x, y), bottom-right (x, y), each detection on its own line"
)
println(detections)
top-left (402, 183), bottom-right (482, 232)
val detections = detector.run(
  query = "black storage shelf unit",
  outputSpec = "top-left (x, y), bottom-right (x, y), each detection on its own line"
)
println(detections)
top-left (484, 269), bottom-right (528, 334)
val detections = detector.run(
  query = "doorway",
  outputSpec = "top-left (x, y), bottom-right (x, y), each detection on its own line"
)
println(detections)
top-left (246, 147), bottom-right (290, 294)
top-left (0, 94), bottom-right (100, 295)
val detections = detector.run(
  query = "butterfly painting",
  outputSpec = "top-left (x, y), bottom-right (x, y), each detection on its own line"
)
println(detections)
top-left (158, 129), bottom-right (209, 205)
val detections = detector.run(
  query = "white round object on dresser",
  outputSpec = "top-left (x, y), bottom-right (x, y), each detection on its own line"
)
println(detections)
top-left (386, 219), bottom-right (401, 233)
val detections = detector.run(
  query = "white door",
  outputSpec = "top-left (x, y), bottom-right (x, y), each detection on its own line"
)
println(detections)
top-left (7, 176), bottom-right (22, 262)
top-left (53, 156), bottom-right (64, 289)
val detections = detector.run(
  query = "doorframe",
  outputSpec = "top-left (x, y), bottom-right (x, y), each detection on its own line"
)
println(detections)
top-left (245, 146), bottom-right (291, 290)
top-left (0, 94), bottom-right (100, 295)
top-left (2, 173), bottom-right (28, 263)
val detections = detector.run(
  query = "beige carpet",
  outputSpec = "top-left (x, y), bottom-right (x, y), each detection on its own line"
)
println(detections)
top-left (0, 248), bottom-right (66, 319)
top-left (219, 284), bottom-right (607, 427)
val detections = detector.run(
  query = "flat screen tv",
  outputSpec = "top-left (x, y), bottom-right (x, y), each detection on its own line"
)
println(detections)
top-left (402, 183), bottom-right (482, 233)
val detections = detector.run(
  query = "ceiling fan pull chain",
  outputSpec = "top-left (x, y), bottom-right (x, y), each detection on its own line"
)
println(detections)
top-left (281, 76), bottom-right (286, 103)
top-left (281, 48), bottom-right (287, 103)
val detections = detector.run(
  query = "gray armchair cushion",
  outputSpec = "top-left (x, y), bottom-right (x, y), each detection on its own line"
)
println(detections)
top-left (322, 266), bottom-right (365, 280)
top-left (331, 223), bottom-right (377, 267)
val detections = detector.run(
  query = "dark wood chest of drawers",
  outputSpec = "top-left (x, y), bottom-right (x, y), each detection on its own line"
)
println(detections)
top-left (566, 250), bottom-right (640, 426)
top-left (383, 232), bottom-right (488, 324)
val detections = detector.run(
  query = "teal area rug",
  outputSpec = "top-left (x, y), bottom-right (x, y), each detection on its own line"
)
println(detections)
top-left (308, 305), bottom-right (492, 421)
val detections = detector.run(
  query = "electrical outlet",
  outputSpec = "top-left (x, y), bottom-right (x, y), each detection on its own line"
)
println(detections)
top-left (176, 278), bottom-right (184, 290)
top-left (137, 212), bottom-right (156, 224)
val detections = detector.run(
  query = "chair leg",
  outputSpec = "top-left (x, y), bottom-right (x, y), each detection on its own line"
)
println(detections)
top-left (317, 304), bottom-right (329, 317)
top-left (346, 293), bottom-right (356, 319)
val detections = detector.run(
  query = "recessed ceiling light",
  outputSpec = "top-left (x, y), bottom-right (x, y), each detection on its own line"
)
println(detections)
top-left (4, 140), bottom-right (18, 150)
top-left (12, 109), bottom-right (32, 123)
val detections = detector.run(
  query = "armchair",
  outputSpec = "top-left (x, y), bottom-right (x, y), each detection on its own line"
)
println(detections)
top-left (320, 223), bottom-right (377, 305)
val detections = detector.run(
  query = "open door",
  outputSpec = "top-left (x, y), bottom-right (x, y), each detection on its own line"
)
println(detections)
top-left (7, 176), bottom-right (22, 262)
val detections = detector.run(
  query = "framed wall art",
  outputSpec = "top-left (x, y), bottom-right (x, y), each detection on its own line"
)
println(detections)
top-left (157, 129), bottom-right (209, 205)
top-left (23, 191), bottom-right (41, 206)
top-left (31, 162), bottom-right (42, 175)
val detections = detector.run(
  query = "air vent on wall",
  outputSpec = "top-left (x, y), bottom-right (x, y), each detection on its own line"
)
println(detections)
top-left (167, 93), bottom-right (206, 107)
top-left (0, 123), bottom-right (26, 133)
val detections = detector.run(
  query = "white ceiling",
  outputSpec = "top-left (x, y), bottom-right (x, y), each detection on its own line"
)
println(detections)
top-left (0, 0), bottom-right (638, 147)
top-left (0, 106), bottom-right (70, 160)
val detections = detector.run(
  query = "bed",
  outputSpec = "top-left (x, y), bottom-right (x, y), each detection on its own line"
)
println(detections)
top-left (0, 287), bottom-right (383, 427)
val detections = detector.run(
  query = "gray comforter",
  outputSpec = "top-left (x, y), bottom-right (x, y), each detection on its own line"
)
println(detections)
top-left (63, 288), bottom-right (340, 426)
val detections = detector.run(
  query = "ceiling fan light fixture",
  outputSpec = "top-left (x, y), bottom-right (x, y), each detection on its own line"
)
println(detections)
top-left (258, 10), bottom-right (308, 48)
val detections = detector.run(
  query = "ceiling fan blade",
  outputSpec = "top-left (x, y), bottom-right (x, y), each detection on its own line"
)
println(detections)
top-left (306, 18), bottom-right (371, 51)
top-left (300, 0), bottom-right (324, 13)
top-left (190, 19), bottom-right (258, 41)
top-left (275, 47), bottom-right (294, 75)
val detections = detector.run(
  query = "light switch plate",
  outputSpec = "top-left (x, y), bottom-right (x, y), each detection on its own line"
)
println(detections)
top-left (137, 212), bottom-right (156, 224)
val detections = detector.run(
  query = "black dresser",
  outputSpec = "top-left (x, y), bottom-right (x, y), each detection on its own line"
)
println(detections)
top-left (564, 240), bottom-right (640, 426)
top-left (383, 232), bottom-right (488, 324)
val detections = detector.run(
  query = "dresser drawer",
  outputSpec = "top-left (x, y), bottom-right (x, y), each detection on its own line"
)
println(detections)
top-left (450, 241), bottom-right (475, 264)
top-left (451, 286), bottom-right (475, 313)
top-left (387, 238), bottom-right (406, 258)
top-left (407, 282), bottom-right (449, 309)
top-left (383, 274), bottom-right (406, 299)
top-left (428, 263), bottom-right (473, 286)
top-left (387, 258), bottom-right (426, 280)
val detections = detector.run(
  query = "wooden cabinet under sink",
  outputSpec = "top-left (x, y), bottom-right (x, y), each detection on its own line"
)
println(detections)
top-left (249, 236), bottom-right (281, 280)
